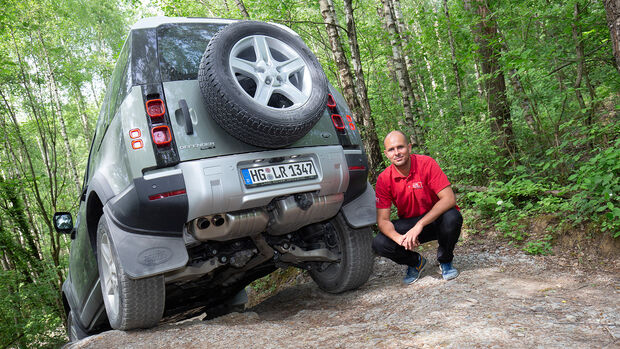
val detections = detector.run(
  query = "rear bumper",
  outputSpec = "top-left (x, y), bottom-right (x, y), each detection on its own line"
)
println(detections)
top-left (179, 145), bottom-right (350, 220)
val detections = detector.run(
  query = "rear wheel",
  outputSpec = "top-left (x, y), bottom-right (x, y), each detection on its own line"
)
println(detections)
top-left (97, 215), bottom-right (165, 330)
top-left (308, 213), bottom-right (374, 293)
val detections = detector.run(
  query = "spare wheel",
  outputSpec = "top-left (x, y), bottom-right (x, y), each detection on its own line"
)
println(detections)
top-left (198, 21), bottom-right (328, 148)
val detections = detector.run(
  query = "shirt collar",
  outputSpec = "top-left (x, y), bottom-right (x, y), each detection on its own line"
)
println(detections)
top-left (390, 154), bottom-right (416, 181)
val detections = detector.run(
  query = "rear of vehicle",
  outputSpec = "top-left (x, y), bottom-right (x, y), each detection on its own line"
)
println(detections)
top-left (60, 17), bottom-right (376, 338)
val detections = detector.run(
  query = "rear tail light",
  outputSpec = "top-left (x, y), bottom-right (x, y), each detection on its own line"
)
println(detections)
top-left (141, 89), bottom-right (179, 167)
top-left (151, 125), bottom-right (172, 145)
top-left (348, 165), bottom-right (366, 170)
top-left (148, 189), bottom-right (187, 201)
top-left (326, 94), bottom-right (354, 148)
top-left (331, 114), bottom-right (345, 130)
top-left (146, 99), bottom-right (166, 118)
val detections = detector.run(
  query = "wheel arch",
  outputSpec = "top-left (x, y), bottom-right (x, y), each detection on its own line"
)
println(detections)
top-left (61, 289), bottom-right (71, 317)
top-left (86, 192), bottom-right (104, 253)
top-left (84, 171), bottom-right (116, 252)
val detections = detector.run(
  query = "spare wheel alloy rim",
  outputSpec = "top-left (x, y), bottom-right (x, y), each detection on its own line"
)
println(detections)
top-left (229, 34), bottom-right (312, 109)
top-left (100, 232), bottom-right (120, 317)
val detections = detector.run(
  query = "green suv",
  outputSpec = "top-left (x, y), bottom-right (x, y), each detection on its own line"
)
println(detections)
top-left (53, 17), bottom-right (376, 340)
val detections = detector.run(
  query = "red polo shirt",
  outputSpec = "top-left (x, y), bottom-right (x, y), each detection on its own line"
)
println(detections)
top-left (375, 154), bottom-right (452, 218)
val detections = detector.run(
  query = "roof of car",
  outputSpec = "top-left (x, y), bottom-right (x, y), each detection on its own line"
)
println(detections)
top-left (131, 17), bottom-right (237, 30)
top-left (131, 17), bottom-right (300, 37)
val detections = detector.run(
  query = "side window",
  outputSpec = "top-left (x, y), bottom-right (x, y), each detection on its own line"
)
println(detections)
top-left (107, 37), bottom-right (132, 121)
top-left (82, 129), bottom-right (97, 189)
top-left (91, 35), bottom-right (131, 154)
top-left (87, 39), bottom-right (128, 176)
top-left (91, 91), bottom-right (110, 152)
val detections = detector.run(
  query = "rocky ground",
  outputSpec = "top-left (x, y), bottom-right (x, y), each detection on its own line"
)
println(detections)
top-left (69, 235), bottom-right (619, 348)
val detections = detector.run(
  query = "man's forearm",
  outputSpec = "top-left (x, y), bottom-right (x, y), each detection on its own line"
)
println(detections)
top-left (415, 189), bottom-right (456, 228)
top-left (377, 219), bottom-right (403, 244)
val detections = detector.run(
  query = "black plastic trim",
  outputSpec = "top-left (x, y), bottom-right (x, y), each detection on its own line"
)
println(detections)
top-left (131, 28), bottom-right (161, 85)
top-left (107, 174), bottom-right (188, 235)
top-left (343, 153), bottom-right (369, 204)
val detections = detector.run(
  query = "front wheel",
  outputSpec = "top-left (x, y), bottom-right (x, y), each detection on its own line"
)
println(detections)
top-left (96, 215), bottom-right (165, 330)
top-left (308, 213), bottom-right (374, 293)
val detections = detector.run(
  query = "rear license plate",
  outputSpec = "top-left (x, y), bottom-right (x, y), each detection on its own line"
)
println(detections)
top-left (241, 161), bottom-right (317, 187)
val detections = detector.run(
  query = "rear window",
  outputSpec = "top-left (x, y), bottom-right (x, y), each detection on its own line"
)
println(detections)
top-left (157, 23), bottom-right (226, 82)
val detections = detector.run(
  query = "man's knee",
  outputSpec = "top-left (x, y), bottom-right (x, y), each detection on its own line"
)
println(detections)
top-left (440, 208), bottom-right (463, 233)
top-left (372, 233), bottom-right (396, 256)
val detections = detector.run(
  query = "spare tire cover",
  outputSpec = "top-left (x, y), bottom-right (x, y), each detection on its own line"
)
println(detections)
top-left (198, 21), bottom-right (328, 148)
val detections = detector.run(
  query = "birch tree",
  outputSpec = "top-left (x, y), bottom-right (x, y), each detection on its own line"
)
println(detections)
top-left (319, 0), bottom-right (382, 180)
top-left (380, 0), bottom-right (423, 148)
top-left (342, 0), bottom-right (383, 179)
top-left (442, 0), bottom-right (464, 118)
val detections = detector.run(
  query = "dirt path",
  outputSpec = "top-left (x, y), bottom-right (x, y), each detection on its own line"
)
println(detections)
top-left (70, 241), bottom-right (619, 348)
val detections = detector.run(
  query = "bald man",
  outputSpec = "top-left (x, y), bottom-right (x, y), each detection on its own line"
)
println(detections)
top-left (373, 131), bottom-right (462, 284)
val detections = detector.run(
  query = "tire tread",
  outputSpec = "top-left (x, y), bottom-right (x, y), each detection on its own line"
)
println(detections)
top-left (96, 216), bottom-right (165, 331)
top-left (309, 214), bottom-right (374, 293)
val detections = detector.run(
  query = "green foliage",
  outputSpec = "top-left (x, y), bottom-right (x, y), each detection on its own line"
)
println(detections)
top-left (0, 263), bottom-right (66, 348)
top-left (523, 234), bottom-right (553, 255)
top-left (567, 139), bottom-right (620, 237)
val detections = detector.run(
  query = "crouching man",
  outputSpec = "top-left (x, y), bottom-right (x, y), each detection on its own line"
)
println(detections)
top-left (373, 131), bottom-right (462, 284)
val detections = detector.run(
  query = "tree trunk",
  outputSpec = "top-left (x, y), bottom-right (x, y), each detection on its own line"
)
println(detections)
top-left (234, 0), bottom-right (250, 19)
top-left (74, 86), bottom-right (92, 140)
top-left (38, 30), bottom-right (82, 192)
top-left (343, 0), bottom-right (383, 181)
top-left (572, 2), bottom-right (598, 149)
top-left (380, 0), bottom-right (423, 148)
top-left (496, 28), bottom-right (541, 134)
top-left (443, 0), bottom-right (464, 118)
top-left (572, 3), bottom-right (588, 113)
top-left (603, 0), bottom-right (620, 74)
top-left (409, 11), bottom-right (440, 117)
top-left (467, 0), bottom-right (517, 159)
top-left (390, 0), bottom-right (427, 117)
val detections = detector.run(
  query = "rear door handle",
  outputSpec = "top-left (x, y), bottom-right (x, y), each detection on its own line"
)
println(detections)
top-left (179, 99), bottom-right (193, 135)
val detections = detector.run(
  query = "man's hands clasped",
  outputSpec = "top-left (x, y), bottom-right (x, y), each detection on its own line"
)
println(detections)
top-left (399, 224), bottom-right (423, 251)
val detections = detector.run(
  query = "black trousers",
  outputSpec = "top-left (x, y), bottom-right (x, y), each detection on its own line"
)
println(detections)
top-left (372, 208), bottom-right (462, 267)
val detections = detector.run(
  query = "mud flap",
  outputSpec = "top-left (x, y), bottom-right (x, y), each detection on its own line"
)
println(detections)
top-left (340, 182), bottom-right (377, 228)
top-left (102, 206), bottom-right (188, 279)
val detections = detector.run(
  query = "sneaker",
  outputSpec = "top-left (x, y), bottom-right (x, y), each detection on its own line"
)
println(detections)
top-left (439, 262), bottom-right (459, 280)
top-left (403, 256), bottom-right (427, 284)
